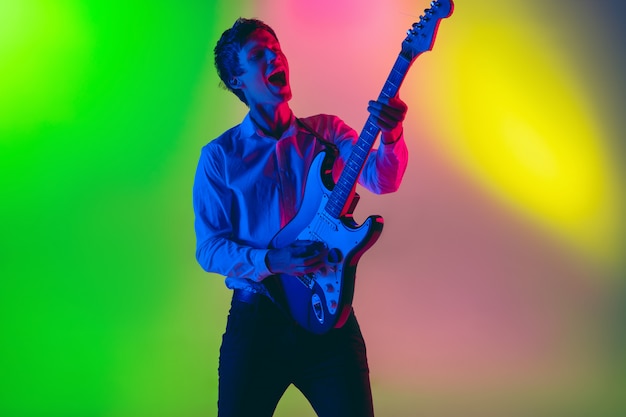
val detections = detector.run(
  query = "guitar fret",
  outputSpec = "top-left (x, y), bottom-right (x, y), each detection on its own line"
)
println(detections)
top-left (382, 80), bottom-right (398, 97)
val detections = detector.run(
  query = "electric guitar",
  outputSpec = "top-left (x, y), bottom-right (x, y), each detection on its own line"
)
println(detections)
top-left (269, 0), bottom-right (454, 334)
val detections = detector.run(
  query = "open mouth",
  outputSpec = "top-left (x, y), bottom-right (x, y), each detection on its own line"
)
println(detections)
top-left (268, 70), bottom-right (287, 87)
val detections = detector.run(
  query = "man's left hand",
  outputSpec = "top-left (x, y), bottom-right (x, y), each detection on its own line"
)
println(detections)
top-left (367, 95), bottom-right (407, 144)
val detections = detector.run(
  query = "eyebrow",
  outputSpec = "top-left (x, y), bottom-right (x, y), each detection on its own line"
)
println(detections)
top-left (245, 39), bottom-right (280, 57)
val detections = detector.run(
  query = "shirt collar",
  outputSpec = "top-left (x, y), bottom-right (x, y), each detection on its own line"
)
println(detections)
top-left (240, 112), bottom-right (299, 141)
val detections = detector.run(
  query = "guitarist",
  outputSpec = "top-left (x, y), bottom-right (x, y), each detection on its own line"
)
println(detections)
top-left (193, 18), bottom-right (408, 417)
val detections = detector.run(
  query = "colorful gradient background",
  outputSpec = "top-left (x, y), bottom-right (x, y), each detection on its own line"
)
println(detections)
top-left (1, 0), bottom-right (625, 416)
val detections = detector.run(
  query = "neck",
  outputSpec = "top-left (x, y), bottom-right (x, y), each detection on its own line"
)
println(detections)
top-left (249, 102), bottom-right (293, 139)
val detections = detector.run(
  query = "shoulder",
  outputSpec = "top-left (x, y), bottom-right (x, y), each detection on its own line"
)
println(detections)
top-left (300, 113), bottom-right (345, 129)
top-left (200, 123), bottom-right (244, 160)
top-left (299, 114), bottom-right (355, 138)
top-left (207, 124), bottom-right (242, 150)
top-left (197, 124), bottom-right (242, 174)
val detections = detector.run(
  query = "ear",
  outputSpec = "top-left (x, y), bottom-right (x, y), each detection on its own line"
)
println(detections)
top-left (229, 78), bottom-right (242, 89)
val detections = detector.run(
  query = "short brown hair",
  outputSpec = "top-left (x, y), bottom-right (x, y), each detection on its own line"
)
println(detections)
top-left (214, 18), bottom-right (278, 105)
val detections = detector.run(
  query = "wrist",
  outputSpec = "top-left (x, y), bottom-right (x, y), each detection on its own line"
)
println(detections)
top-left (264, 251), bottom-right (273, 273)
top-left (381, 127), bottom-right (403, 145)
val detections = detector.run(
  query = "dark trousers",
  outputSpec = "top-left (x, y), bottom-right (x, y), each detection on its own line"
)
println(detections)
top-left (217, 290), bottom-right (374, 417)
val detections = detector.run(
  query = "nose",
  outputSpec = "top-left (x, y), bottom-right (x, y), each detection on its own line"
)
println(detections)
top-left (267, 48), bottom-right (277, 62)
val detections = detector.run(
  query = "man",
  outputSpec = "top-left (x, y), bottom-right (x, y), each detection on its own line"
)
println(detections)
top-left (193, 18), bottom-right (408, 416)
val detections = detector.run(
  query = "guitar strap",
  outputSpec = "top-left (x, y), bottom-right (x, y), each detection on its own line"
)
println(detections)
top-left (296, 118), bottom-right (339, 159)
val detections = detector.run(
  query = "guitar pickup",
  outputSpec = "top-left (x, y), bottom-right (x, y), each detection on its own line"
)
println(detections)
top-left (297, 273), bottom-right (315, 289)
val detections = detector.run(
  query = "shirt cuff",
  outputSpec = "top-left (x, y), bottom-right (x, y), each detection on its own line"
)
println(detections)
top-left (381, 130), bottom-right (404, 147)
top-left (381, 128), bottom-right (403, 146)
top-left (253, 248), bottom-right (272, 281)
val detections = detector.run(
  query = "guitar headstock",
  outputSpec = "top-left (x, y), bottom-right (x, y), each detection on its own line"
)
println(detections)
top-left (401, 0), bottom-right (454, 62)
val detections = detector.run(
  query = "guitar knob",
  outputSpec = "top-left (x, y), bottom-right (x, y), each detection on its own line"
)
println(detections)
top-left (326, 283), bottom-right (335, 293)
top-left (330, 300), bottom-right (337, 309)
top-left (327, 248), bottom-right (343, 264)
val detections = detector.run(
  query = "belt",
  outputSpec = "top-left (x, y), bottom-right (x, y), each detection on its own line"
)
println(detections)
top-left (232, 289), bottom-right (297, 325)
top-left (233, 289), bottom-right (265, 304)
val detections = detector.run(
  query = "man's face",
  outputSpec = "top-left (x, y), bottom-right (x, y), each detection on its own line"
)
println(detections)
top-left (235, 29), bottom-right (291, 106)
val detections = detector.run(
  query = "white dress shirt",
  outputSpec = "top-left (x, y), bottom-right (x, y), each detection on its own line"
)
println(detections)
top-left (193, 112), bottom-right (408, 291)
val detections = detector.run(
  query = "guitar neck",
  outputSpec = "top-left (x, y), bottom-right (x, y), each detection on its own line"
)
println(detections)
top-left (324, 53), bottom-right (412, 219)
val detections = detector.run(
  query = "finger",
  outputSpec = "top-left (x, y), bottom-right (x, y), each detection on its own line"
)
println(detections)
top-left (381, 101), bottom-right (407, 120)
top-left (387, 96), bottom-right (407, 111)
top-left (369, 97), bottom-right (407, 112)
top-left (370, 112), bottom-right (401, 133)
top-left (298, 246), bottom-right (328, 264)
top-left (297, 257), bottom-right (327, 274)
top-left (293, 245), bottom-right (328, 270)
top-left (368, 101), bottom-right (405, 122)
top-left (291, 241), bottom-right (326, 258)
top-left (290, 240), bottom-right (315, 248)
top-left (373, 108), bottom-right (402, 124)
top-left (368, 115), bottom-right (388, 131)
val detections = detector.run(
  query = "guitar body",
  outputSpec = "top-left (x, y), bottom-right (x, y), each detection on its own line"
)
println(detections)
top-left (270, 151), bottom-right (383, 334)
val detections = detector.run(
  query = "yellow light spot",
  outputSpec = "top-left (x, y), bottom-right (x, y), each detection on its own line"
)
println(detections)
top-left (429, 19), bottom-right (621, 267)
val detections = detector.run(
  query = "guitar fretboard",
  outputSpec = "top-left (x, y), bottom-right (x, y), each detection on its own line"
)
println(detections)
top-left (324, 53), bottom-right (412, 219)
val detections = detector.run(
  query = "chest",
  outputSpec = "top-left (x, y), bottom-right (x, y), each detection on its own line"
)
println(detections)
top-left (227, 133), bottom-right (323, 188)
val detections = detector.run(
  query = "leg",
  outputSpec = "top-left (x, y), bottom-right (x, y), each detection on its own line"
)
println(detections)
top-left (293, 311), bottom-right (375, 417)
top-left (218, 296), bottom-right (291, 417)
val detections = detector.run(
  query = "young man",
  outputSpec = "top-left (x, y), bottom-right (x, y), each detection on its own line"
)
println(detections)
top-left (193, 18), bottom-right (408, 417)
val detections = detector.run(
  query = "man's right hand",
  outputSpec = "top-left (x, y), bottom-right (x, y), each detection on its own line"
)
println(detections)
top-left (265, 240), bottom-right (329, 276)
